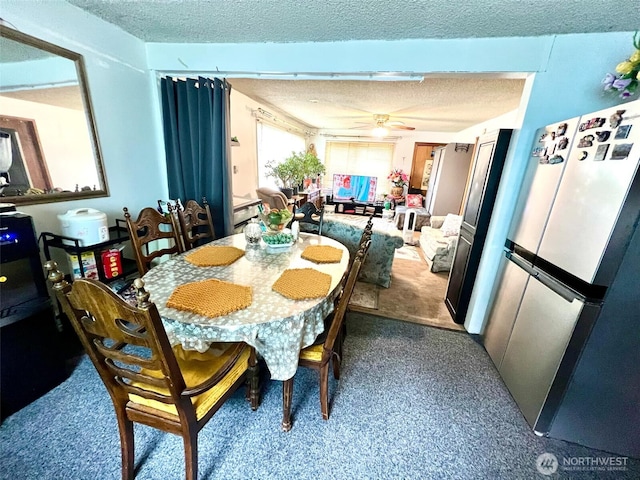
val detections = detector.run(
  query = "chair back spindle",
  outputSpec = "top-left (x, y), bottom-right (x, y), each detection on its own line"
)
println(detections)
top-left (124, 206), bottom-right (183, 275)
top-left (177, 197), bottom-right (216, 250)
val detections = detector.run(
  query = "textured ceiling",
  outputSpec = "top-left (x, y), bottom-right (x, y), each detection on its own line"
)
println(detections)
top-left (228, 77), bottom-right (526, 132)
top-left (67, 0), bottom-right (638, 43)
top-left (19, 1), bottom-right (633, 132)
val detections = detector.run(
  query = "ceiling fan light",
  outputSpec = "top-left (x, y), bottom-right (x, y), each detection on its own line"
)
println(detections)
top-left (372, 126), bottom-right (388, 137)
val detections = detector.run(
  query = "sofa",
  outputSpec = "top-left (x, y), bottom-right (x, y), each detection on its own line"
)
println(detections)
top-left (419, 214), bottom-right (462, 273)
top-left (321, 214), bottom-right (404, 288)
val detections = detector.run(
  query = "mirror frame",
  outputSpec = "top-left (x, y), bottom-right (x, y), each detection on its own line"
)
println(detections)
top-left (0, 26), bottom-right (109, 205)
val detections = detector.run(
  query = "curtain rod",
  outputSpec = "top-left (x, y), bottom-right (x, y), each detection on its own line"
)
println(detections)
top-left (254, 108), bottom-right (317, 137)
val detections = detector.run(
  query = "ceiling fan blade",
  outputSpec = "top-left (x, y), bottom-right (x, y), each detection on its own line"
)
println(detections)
top-left (390, 125), bottom-right (415, 130)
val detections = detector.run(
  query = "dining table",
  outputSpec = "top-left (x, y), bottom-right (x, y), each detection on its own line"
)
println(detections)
top-left (141, 231), bottom-right (350, 429)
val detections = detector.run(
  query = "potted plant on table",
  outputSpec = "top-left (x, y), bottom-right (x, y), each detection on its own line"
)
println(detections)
top-left (267, 150), bottom-right (326, 197)
top-left (387, 168), bottom-right (408, 197)
top-left (301, 151), bottom-right (326, 188)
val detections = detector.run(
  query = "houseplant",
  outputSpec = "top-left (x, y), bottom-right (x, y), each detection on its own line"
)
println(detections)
top-left (299, 151), bottom-right (326, 188)
top-left (267, 150), bottom-right (326, 196)
top-left (265, 158), bottom-right (297, 198)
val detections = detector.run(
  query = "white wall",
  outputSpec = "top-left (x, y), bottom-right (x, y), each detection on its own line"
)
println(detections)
top-left (0, 96), bottom-right (97, 191)
top-left (453, 109), bottom-right (521, 143)
top-left (1, 1), bottom-right (166, 236)
top-left (229, 89), bottom-right (260, 197)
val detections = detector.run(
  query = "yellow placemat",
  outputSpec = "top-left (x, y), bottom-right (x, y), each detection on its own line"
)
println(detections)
top-left (167, 279), bottom-right (252, 317)
top-left (185, 245), bottom-right (244, 267)
top-left (301, 245), bottom-right (344, 264)
top-left (272, 268), bottom-right (332, 300)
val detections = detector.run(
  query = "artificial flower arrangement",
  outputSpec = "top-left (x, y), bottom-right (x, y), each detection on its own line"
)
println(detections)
top-left (602, 32), bottom-right (640, 99)
top-left (387, 168), bottom-right (409, 187)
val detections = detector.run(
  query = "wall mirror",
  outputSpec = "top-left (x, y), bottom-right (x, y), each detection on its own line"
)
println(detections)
top-left (0, 26), bottom-right (108, 205)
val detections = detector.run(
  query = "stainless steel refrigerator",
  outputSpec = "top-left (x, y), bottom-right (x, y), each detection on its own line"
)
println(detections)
top-left (482, 100), bottom-right (640, 457)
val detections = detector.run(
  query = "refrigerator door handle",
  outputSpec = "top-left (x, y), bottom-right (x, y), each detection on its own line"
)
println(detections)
top-left (506, 251), bottom-right (581, 304)
top-left (506, 250), bottom-right (536, 275)
top-left (534, 269), bottom-right (581, 304)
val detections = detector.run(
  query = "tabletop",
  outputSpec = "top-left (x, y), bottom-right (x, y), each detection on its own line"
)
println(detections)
top-left (142, 233), bottom-right (350, 380)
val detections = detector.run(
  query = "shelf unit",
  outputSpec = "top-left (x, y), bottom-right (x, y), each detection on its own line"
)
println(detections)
top-left (40, 218), bottom-right (138, 286)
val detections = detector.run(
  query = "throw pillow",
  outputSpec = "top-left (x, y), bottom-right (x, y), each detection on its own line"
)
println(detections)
top-left (441, 214), bottom-right (463, 237)
top-left (406, 194), bottom-right (423, 208)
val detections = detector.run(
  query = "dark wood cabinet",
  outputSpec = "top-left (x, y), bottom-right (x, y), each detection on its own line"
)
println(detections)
top-left (445, 129), bottom-right (512, 324)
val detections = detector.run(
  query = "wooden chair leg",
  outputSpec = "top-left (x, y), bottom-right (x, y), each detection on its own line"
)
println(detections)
top-left (116, 410), bottom-right (134, 480)
top-left (320, 364), bottom-right (330, 420)
top-left (282, 377), bottom-right (293, 432)
top-left (332, 354), bottom-right (341, 380)
top-left (184, 430), bottom-right (198, 480)
top-left (248, 359), bottom-right (260, 411)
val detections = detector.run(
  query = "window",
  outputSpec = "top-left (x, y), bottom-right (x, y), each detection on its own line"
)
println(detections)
top-left (324, 141), bottom-right (395, 193)
top-left (256, 121), bottom-right (305, 189)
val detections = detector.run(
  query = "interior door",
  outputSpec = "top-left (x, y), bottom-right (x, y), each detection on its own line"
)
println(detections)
top-left (424, 147), bottom-right (444, 212)
top-left (409, 143), bottom-right (444, 193)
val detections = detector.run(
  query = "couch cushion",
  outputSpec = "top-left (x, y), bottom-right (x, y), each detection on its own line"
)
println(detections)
top-left (441, 214), bottom-right (463, 237)
top-left (419, 225), bottom-right (458, 273)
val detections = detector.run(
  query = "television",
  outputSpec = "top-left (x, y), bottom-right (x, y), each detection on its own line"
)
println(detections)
top-left (332, 174), bottom-right (377, 203)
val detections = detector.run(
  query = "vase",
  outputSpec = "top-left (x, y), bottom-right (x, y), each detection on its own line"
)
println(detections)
top-left (390, 186), bottom-right (404, 197)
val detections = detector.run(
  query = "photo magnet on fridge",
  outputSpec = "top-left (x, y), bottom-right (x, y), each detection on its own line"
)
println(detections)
top-left (578, 135), bottom-right (594, 148)
top-left (615, 125), bottom-right (631, 139)
top-left (596, 131), bottom-right (610, 142)
top-left (557, 123), bottom-right (568, 136)
top-left (610, 143), bottom-right (633, 160)
top-left (594, 144), bottom-right (609, 162)
top-left (557, 137), bottom-right (569, 150)
top-left (532, 146), bottom-right (546, 157)
top-left (609, 109), bottom-right (625, 129)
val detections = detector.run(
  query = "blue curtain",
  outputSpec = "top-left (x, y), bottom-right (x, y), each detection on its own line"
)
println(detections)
top-left (160, 76), bottom-right (233, 237)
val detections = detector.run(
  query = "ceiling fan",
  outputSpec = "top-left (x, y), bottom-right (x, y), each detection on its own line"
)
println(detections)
top-left (351, 114), bottom-right (416, 132)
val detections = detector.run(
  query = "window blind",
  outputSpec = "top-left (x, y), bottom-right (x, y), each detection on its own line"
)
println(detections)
top-left (324, 141), bottom-right (395, 192)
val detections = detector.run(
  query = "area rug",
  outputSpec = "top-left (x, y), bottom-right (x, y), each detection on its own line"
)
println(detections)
top-left (377, 257), bottom-right (465, 331)
top-left (394, 244), bottom-right (422, 262)
top-left (349, 281), bottom-right (379, 309)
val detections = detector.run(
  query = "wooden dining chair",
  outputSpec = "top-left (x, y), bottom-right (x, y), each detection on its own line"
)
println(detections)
top-left (176, 197), bottom-right (216, 251)
top-left (44, 261), bottom-right (259, 480)
top-left (123, 205), bottom-right (183, 275)
top-left (282, 238), bottom-right (372, 431)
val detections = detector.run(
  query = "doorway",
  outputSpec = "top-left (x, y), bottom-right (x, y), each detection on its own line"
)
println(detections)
top-left (409, 142), bottom-right (445, 194)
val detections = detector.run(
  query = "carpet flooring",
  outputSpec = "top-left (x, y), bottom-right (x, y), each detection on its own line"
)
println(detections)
top-left (350, 239), bottom-right (464, 332)
top-left (1, 314), bottom-right (636, 479)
